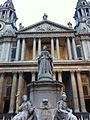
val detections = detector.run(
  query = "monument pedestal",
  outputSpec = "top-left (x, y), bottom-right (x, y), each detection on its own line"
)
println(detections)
top-left (29, 80), bottom-right (63, 109)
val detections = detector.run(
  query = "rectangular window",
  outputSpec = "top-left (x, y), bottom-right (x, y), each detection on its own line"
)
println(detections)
top-left (76, 45), bottom-right (82, 60)
top-left (10, 42), bottom-right (16, 61)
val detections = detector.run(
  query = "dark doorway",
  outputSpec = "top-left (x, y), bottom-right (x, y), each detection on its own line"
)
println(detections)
top-left (85, 99), bottom-right (90, 112)
top-left (3, 99), bottom-right (10, 113)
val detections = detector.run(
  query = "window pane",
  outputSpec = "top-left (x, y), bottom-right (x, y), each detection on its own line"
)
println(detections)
top-left (11, 48), bottom-right (16, 61)
top-left (76, 47), bottom-right (82, 57)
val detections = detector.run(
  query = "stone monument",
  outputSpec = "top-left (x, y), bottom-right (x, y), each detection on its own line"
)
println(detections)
top-left (38, 45), bottom-right (53, 81)
top-left (54, 92), bottom-right (77, 120)
top-left (12, 95), bottom-right (37, 120)
top-left (29, 46), bottom-right (63, 108)
top-left (13, 46), bottom-right (77, 120)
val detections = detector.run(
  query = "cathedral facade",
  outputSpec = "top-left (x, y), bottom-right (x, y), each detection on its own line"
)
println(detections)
top-left (0, 0), bottom-right (90, 119)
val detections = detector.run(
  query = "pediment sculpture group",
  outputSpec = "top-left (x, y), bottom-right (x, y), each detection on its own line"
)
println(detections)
top-left (12, 93), bottom-right (77, 120)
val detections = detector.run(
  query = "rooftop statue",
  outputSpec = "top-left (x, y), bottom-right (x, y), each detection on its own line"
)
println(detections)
top-left (54, 92), bottom-right (77, 120)
top-left (12, 95), bottom-right (37, 120)
top-left (38, 46), bottom-right (53, 81)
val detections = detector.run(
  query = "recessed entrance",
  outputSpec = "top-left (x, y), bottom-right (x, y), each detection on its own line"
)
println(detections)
top-left (85, 99), bottom-right (90, 112)
top-left (3, 99), bottom-right (10, 113)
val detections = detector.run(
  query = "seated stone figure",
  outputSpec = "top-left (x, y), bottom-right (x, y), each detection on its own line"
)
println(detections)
top-left (13, 95), bottom-right (37, 120)
top-left (54, 92), bottom-right (77, 120)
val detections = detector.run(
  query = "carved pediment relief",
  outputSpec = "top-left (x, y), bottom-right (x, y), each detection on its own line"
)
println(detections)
top-left (19, 20), bottom-right (71, 33)
top-left (25, 23), bottom-right (66, 32)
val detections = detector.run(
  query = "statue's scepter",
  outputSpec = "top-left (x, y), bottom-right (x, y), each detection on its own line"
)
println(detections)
top-left (15, 91), bottom-right (20, 114)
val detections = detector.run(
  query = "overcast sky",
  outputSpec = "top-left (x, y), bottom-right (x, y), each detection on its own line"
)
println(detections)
top-left (0, 0), bottom-right (78, 28)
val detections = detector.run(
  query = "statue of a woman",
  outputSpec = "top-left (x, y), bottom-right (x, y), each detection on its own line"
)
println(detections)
top-left (13, 95), bottom-right (37, 120)
top-left (38, 46), bottom-right (53, 81)
top-left (54, 92), bottom-right (77, 120)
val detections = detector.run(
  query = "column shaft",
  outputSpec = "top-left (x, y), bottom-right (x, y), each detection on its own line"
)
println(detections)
top-left (0, 73), bottom-right (4, 113)
top-left (38, 38), bottom-right (41, 56)
top-left (17, 72), bottom-right (23, 106)
top-left (1, 43), bottom-right (5, 61)
top-left (82, 40), bottom-right (88, 60)
top-left (21, 39), bottom-right (26, 61)
top-left (71, 72), bottom-right (79, 112)
top-left (33, 38), bottom-right (36, 60)
top-left (72, 38), bottom-right (77, 60)
top-left (51, 38), bottom-right (54, 60)
top-left (76, 72), bottom-right (86, 112)
top-left (87, 41), bottom-right (90, 58)
top-left (32, 72), bottom-right (35, 82)
top-left (9, 73), bottom-right (17, 113)
top-left (77, 11), bottom-right (81, 19)
top-left (67, 38), bottom-right (72, 60)
top-left (5, 43), bottom-right (10, 62)
top-left (58, 72), bottom-right (62, 82)
top-left (16, 39), bottom-right (20, 61)
top-left (56, 38), bottom-right (60, 60)
top-left (11, 12), bottom-right (14, 21)
top-left (7, 10), bottom-right (10, 19)
top-left (53, 72), bottom-right (56, 81)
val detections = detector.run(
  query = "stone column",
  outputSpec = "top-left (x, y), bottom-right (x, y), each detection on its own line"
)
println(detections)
top-left (5, 43), bottom-right (11, 62)
top-left (51, 38), bottom-right (54, 60)
top-left (32, 72), bottom-right (35, 82)
top-left (71, 71), bottom-right (79, 112)
top-left (72, 38), bottom-right (77, 60)
top-left (16, 39), bottom-right (20, 61)
top-left (0, 73), bottom-right (4, 113)
top-left (0, 12), bottom-right (2, 18)
top-left (17, 72), bottom-right (23, 106)
top-left (11, 12), bottom-right (14, 21)
top-left (87, 41), bottom-right (90, 58)
top-left (82, 40), bottom-right (88, 60)
top-left (33, 38), bottom-right (36, 60)
top-left (1, 43), bottom-right (5, 61)
top-left (81, 9), bottom-right (85, 17)
top-left (53, 72), bottom-right (56, 81)
top-left (77, 11), bottom-right (81, 19)
top-left (7, 10), bottom-right (10, 19)
top-left (38, 38), bottom-right (41, 56)
top-left (67, 38), bottom-right (72, 60)
top-left (58, 71), bottom-right (62, 82)
top-left (76, 71), bottom-right (86, 112)
top-left (21, 39), bottom-right (26, 61)
top-left (56, 38), bottom-right (60, 60)
top-left (9, 73), bottom-right (17, 113)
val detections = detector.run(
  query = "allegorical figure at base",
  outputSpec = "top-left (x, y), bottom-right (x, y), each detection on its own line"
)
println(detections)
top-left (13, 95), bottom-right (37, 120)
top-left (54, 92), bottom-right (77, 120)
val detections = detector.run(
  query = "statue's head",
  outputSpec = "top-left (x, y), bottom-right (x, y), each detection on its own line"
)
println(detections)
top-left (42, 45), bottom-right (47, 51)
top-left (62, 92), bottom-right (67, 101)
top-left (42, 98), bottom-right (48, 106)
top-left (22, 95), bottom-right (27, 102)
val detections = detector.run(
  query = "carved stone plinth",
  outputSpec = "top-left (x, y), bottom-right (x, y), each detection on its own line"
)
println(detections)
top-left (29, 80), bottom-right (63, 109)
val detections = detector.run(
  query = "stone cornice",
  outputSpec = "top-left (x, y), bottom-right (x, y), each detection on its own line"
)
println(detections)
top-left (0, 60), bottom-right (90, 73)
top-left (17, 32), bottom-right (75, 39)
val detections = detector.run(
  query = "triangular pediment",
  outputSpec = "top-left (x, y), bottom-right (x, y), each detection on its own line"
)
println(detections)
top-left (18, 20), bottom-right (72, 33)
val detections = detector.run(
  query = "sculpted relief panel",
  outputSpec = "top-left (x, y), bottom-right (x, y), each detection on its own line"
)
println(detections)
top-left (25, 23), bottom-right (66, 32)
